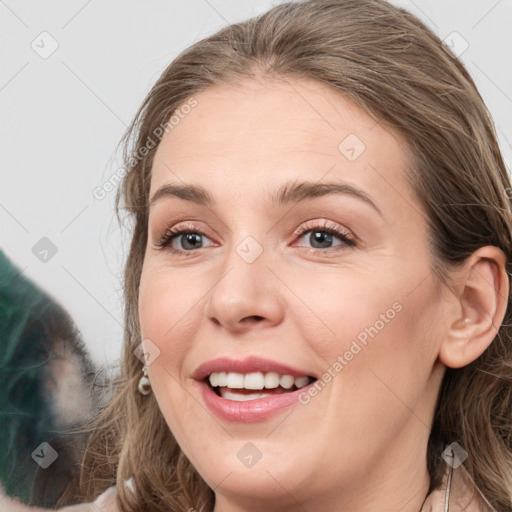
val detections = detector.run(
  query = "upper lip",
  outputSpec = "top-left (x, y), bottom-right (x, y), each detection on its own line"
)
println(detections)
top-left (192, 356), bottom-right (317, 381)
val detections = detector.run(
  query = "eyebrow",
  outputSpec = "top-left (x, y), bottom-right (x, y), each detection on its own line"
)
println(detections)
top-left (149, 180), bottom-right (382, 216)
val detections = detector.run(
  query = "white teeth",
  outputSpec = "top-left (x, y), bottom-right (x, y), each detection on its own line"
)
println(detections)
top-left (209, 372), bottom-right (227, 387)
top-left (280, 375), bottom-right (295, 389)
top-left (208, 371), bottom-right (311, 390)
top-left (294, 376), bottom-right (310, 389)
top-left (221, 390), bottom-right (273, 401)
top-left (226, 372), bottom-right (244, 388)
top-left (264, 372), bottom-right (280, 389)
top-left (244, 372), bottom-right (265, 390)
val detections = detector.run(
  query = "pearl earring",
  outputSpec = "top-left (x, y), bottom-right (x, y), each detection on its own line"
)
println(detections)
top-left (138, 365), bottom-right (152, 395)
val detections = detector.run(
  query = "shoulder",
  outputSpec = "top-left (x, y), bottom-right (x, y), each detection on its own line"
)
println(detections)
top-left (89, 478), bottom-right (135, 512)
top-left (91, 485), bottom-right (120, 512)
top-left (55, 486), bottom-right (119, 512)
top-left (59, 485), bottom-right (120, 512)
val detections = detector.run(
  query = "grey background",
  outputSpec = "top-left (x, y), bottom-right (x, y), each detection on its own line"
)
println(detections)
top-left (1, 0), bottom-right (511, 369)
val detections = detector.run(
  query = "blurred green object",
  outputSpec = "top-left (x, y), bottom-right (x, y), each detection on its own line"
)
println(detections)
top-left (0, 249), bottom-right (97, 506)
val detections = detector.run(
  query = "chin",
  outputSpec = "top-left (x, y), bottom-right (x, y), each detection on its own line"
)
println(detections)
top-left (200, 459), bottom-right (307, 501)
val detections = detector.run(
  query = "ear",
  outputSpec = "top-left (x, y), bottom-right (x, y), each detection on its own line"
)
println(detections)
top-left (438, 246), bottom-right (509, 369)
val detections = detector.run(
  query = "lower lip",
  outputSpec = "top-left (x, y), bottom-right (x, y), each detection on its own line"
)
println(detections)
top-left (195, 380), bottom-right (314, 422)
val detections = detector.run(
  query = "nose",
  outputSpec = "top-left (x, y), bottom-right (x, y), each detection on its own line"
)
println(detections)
top-left (203, 240), bottom-right (285, 334)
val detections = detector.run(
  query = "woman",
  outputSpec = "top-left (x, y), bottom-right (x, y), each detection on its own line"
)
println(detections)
top-left (5, 0), bottom-right (511, 510)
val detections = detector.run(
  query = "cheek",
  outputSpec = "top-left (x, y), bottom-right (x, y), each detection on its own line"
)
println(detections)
top-left (307, 258), bottom-right (441, 392)
top-left (284, 266), bottom-right (406, 360)
top-left (138, 268), bottom-right (192, 411)
top-left (138, 264), bottom-right (212, 433)
top-left (138, 265), bottom-right (202, 355)
top-left (326, 273), bottom-right (442, 430)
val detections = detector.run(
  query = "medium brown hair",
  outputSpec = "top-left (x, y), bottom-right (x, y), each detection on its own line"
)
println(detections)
top-left (58, 0), bottom-right (512, 510)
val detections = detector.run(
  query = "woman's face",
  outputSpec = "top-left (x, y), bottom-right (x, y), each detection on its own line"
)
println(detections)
top-left (138, 78), bottom-right (449, 511)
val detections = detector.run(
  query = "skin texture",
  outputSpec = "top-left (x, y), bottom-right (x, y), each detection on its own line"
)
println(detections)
top-left (138, 78), bottom-right (508, 512)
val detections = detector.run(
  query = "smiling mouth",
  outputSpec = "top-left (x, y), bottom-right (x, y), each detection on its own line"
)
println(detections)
top-left (205, 371), bottom-right (317, 401)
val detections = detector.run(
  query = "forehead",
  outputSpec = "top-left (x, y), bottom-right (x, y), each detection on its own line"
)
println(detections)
top-left (149, 78), bottom-right (415, 214)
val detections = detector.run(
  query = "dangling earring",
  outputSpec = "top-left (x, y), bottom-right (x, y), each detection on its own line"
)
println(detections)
top-left (444, 464), bottom-right (453, 512)
top-left (138, 365), bottom-right (151, 395)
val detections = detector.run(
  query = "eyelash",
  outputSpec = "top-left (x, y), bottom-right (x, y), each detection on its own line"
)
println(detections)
top-left (155, 220), bottom-right (356, 256)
